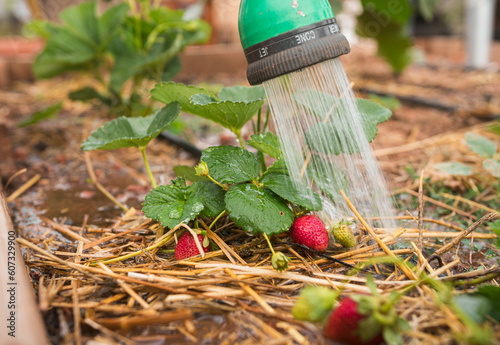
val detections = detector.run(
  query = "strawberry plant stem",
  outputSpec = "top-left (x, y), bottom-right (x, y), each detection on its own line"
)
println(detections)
top-left (263, 107), bottom-right (270, 132)
top-left (258, 151), bottom-right (266, 173)
top-left (206, 174), bottom-right (229, 191)
top-left (262, 233), bottom-right (276, 255)
top-left (257, 108), bottom-right (262, 133)
top-left (235, 131), bottom-right (247, 150)
top-left (209, 211), bottom-right (227, 229)
top-left (84, 152), bottom-right (128, 212)
top-left (140, 146), bottom-right (157, 189)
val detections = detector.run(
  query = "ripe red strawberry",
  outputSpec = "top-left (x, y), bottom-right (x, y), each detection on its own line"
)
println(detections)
top-left (174, 232), bottom-right (210, 260)
top-left (324, 297), bottom-right (383, 345)
top-left (290, 215), bottom-right (329, 252)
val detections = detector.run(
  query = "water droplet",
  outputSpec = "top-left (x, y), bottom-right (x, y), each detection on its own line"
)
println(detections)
top-left (169, 209), bottom-right (182, 218)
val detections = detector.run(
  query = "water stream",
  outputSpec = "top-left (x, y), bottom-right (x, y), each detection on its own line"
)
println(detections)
top-left (264, 58), bottom-right (396, 232)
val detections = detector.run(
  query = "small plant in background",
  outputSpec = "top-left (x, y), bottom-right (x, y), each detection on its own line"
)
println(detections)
top-left (355, 0), bottom-right (439, 74)
top-left (28, 0), bottom-right (210, 118)
top-left (434, 132), bottom-right (500, 178)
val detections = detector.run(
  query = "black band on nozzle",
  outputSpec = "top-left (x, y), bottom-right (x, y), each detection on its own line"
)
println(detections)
top-left (244, 18), bottom-right (351, 85)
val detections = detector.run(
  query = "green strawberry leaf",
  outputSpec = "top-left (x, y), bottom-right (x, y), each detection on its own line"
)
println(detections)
top-left (225, 184), bottom-right (294, 235)
top-left (396, 317), bottom-right (411, 332)
top-left (81, 102), bottom-right (180, 151)
top-left (247, 132), bottom-right (282, 158)
top-left (151, 82), bottom-right (214, 115)
top-left (308, 159), bottom-right (349, 201)
top-left (434, 162), bottom-right (473, 176)
top-left (19, 102), bottom-right (62, 127)
top-left (483, 159), bottom-right (500, 178)
top-left (475, 285), bottom-right (500, 323)
top-left (189, 93), bottom-right (264, 133)
top-left (453, 295), bottom-right (491, 324)
top-left (359, 315), bottom-right (383, 342)
top-left (190, 181), bottom-right (225, 218)
top-left (382, 325), bottom-right (404, 345)
top-left (465, 132), bottom-right (497, 158)
top-left (201, 146), bottom-right (260, 185)
top-left (142, 184), bottom-right (204, 229)
top-left (261, 173), bottom-right (322, 211)
top-left (151, 82), bottom-right (264, 133)
top-left (218, 85), bottom-right (266, 103)
top-left (174, 165), bottom-right (208, 182)
top-left (262, 159), bottom-right (288, 177)
top-left (368, 93), bottom-right (401, 112)
top-left (365, 275), bottom-right (379, 296)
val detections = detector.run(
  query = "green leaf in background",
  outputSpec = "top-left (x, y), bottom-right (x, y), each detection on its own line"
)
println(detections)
top-left (356, 0), bottom-right (413, 73)
top-left (142, 184), bottom-right (204, 229)
top-left (32, 2), bottom-right (129, 79)
top-left (368, 94), bottom-right (401, 112)
top-left (190, 181), bottom-right (226, 218)
top-left (81, 102), bottom-right (180, 151)
top-left (225, 184), bottom-right (294, 235)
top-left (491, 220), bottom-right (500, 249)
top-left (174, 165), bottom-right (208, 182)
top-left (110, 32), bottom-right (184, 93)
top-left (19, 102), bottom-right (62, 127)
top-left (328, 0), bottom-right (343, 14)
top-left (300, 95), bottom-right (392, 155)
top-left (247, 132), bottom-right (282, 158)
top-left (201, 146), bottom-right (260, 185)
top-left (309, 159), bottom-right (350, 201)
top-left (490, 123), bottom-right (500, 136)
top-left (434, 162), bottom-right (473, 176)
top-left (453, 295), bottom-right (491, 324)
top-left (475, 285), bottom-right (500, 323)
top-left (68, 86), bottom-right (112, 106)
top-left (360, 0), bottom-right (412, 25)
top-left (262, 173), bottom-right (322, 211)
top-left (483, 159), bottom-right (500, 178)
top-left (465, 132), bottom-right (497, 158)
top-left (418, 0), bottom-right (439, 22)
top-left (152, 82), bottom-right (265, 133)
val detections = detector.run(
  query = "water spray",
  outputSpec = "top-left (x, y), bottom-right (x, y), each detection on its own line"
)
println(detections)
top-left (238, 0), bottom-right (396, 231)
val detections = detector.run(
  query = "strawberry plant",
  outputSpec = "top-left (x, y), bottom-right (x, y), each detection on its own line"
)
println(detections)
top-left (293, 276), bottom-right (410, 345)
top-left (81, 102), bottom-right (181, 189)
top-left (29, 0), bottom-right (210, 117)
top-left (81, 82), bottom-right (392, 267)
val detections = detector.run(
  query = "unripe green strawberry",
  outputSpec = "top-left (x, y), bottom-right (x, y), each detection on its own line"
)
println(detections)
top-left (292, 286), bottom-right (338, 322)
top-left (332, 221), bottom-right (357, 248)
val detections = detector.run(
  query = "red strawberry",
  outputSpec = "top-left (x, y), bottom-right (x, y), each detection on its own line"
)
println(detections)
top-left (324, 297), bottom-right (383, 345)
top-left (174, 232), bottom-right (210, 260)
top-left (290, 215), bottom-right (329, 252)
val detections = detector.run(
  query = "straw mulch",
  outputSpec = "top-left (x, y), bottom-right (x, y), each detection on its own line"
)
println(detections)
top-left (16, 185), bottom-right (500, 344)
